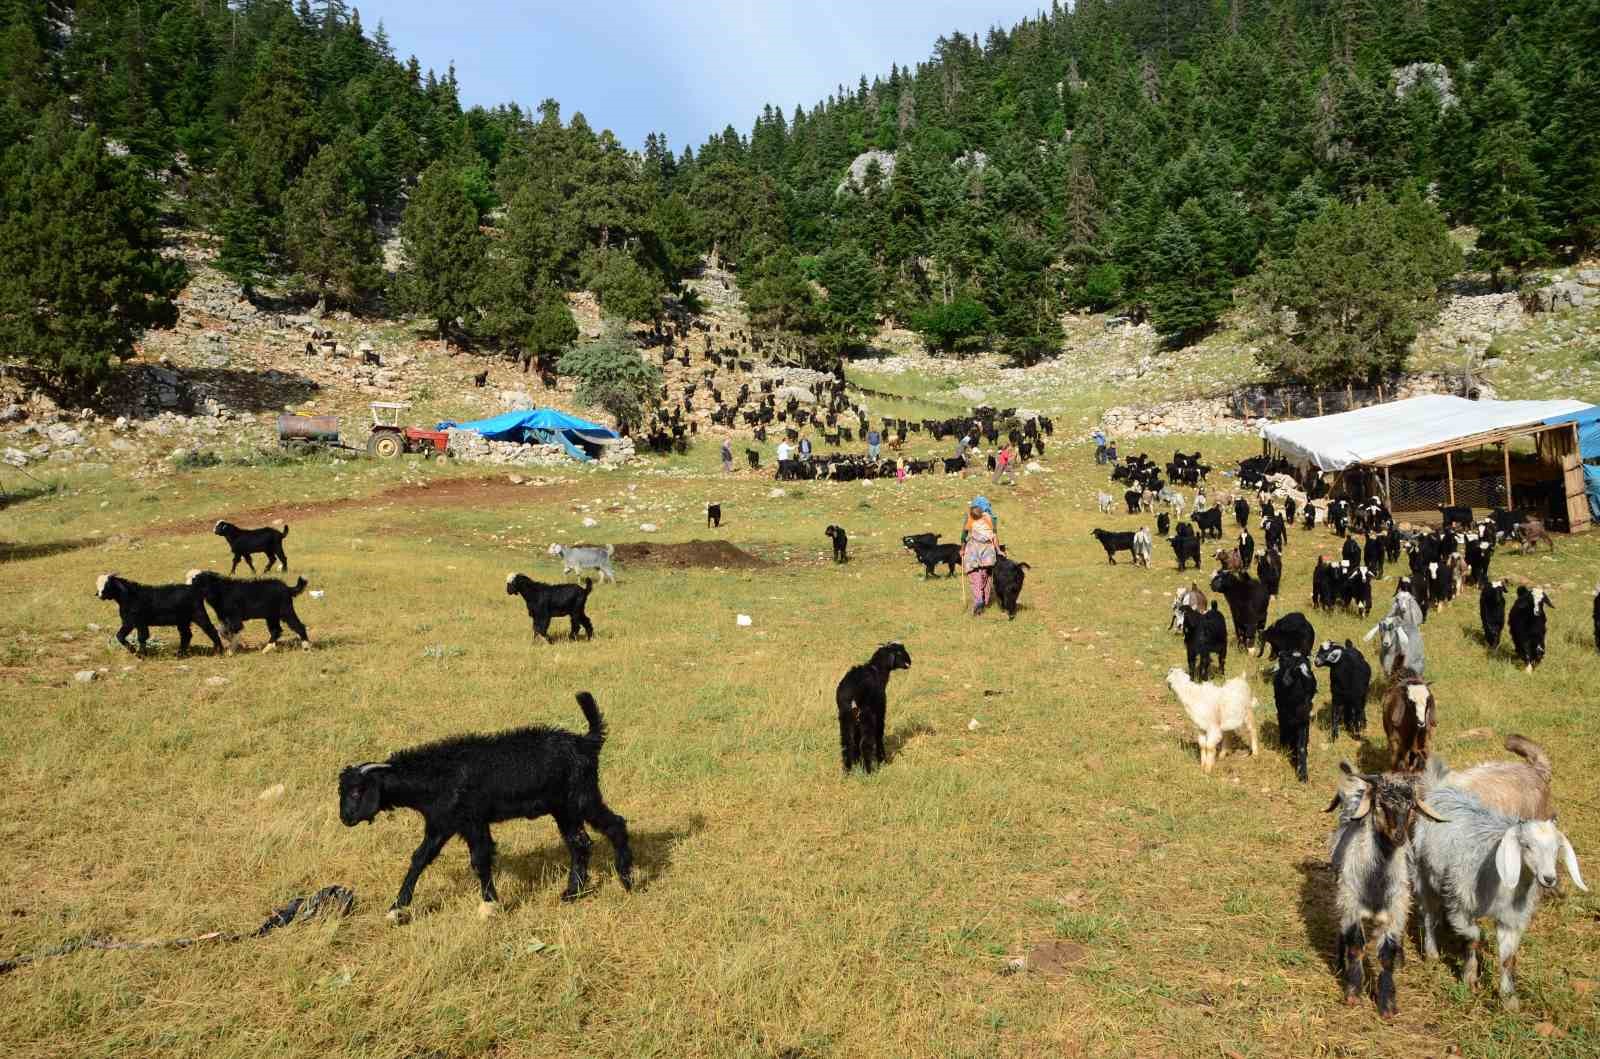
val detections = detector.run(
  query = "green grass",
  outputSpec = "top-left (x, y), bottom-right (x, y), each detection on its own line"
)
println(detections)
top-left (2, 438), bottom-right (1598, 1058)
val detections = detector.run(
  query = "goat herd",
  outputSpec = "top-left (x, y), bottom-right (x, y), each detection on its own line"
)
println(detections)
top-left (1088, 449), bottom-right (1589, 1016)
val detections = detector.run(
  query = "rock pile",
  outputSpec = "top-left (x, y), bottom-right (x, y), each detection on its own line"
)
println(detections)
top-left (1522, 270), bottom-right (1600, 313)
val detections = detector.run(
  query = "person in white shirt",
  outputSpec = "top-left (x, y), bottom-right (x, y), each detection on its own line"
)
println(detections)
top-left (776, 439), bottom-right (792, 462)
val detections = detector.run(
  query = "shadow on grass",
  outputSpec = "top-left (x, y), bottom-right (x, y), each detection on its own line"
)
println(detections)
top-left (1295, 857), bottom-right (1340, 974)
top-left (886, 720), bottom-right (936, 760)
top-left (0, 480), bottom-right (61, 511)
top-left (500, 813), bottom-right (707, 895)
top-left (0, 538), bottom-right (97, 563)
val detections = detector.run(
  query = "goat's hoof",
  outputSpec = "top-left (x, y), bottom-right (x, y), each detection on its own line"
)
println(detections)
top-left (477, 900), bottom-right (500, 920)
top-left (262, 642), bottom-right (276, 653)
top-left (1342, 994), bottom-right (1360, 1007)
top-left (386, 908), bottom-right (410, 926)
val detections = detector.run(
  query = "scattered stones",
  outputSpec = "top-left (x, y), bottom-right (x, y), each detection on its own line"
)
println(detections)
top-left (74, 670), bottom-right (97, 683)
top-left (205, 675), bottom-right (229, 687)
top-left (639, 522), bottom-right (658, 532)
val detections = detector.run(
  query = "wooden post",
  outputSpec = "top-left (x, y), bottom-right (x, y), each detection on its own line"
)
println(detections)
top-left (1384, 465), bottom-right (1392, 507)
top-left (1502, 441), bottom-right (1512, 508)
top-left (1318, 395), bottom-right (1325, 416)
top-left (1446, 450), bottom-right (1457, 506)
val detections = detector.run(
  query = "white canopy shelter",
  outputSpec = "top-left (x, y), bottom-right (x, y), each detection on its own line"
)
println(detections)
top-left (1260, 395), bottom-right (1592, 471)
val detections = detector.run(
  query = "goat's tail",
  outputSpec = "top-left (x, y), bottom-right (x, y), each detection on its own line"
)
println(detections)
top-left (581, 577), bottom-right (594, 596)
top-left (576, 691), bottom-right (605, 745)
top-left (605, 543), bottom-right (614, 557)
top-left (1504, 733), bottom-right (1552, 780)
top-left (289, 577), bottom-right (308, 596)
top-left (279, 523), bottom-right (290, 539)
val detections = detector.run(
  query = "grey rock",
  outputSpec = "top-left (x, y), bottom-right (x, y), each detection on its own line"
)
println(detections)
top-left (0, 404), bottom-right (23, 424)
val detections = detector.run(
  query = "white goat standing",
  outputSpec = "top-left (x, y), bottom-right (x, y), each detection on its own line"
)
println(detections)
top-left (1166, 668), bottom-right (1258, 774)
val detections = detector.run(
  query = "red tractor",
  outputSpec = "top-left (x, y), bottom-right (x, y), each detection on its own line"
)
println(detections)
top-left (367, 402), bottom-right (450, 459)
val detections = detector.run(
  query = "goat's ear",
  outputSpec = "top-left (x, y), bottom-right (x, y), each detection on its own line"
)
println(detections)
top-left (1413, 799), bottom-right (1446, 823)
top-left (1322, 791), bottom-right (1343, 813)
top-left (1496, 827), bottom-right (1524, 887)
top-left (1363, 625), bottom-right (1379, 643)
top-left (1560, 833), bottom-right (1588, 892)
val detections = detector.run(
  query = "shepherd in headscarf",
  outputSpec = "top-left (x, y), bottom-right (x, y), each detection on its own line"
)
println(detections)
top-left (962, 496), bottom-right (999, 616)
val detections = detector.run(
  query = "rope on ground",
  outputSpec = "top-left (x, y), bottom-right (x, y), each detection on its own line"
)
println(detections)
top-left (0, 885), bottom-right (355, 975)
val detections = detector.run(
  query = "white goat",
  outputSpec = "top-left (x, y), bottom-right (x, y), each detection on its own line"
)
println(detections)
top-left (1411, 784), bottom-right (1588, 1009)
top-left (1165, 668), bottom-right (1258, 774)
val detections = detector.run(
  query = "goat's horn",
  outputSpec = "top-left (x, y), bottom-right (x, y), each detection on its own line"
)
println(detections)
top-left (358, 762), bottom-right (391, 774)
top-left (1413, 799), bottom-right (1447, 823)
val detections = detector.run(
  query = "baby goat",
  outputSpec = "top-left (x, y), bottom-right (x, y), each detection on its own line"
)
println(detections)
top-left (824, 524), bottom-right (849, 563)
top-left (836, 642), bottom-right (912, 774)
top-left (1165, 668), bottom-right (1257, 774)
top-left (96, 573), bottom-right (224, 655)
top-left (1412, 784), bottom-right (1587, 1009)
top-left (213, 520), bottom-right (289, 574)
top-left (1507, 586), bottom-right (1552, 673)
top-left (706, 503), bottom-right (722, 529)
top-left (1381, 678), bottom-right (1436, 772)
top-left (1326, 762), bottom-right (1445, 1018)
top-left (339, 691), bottom-right (632, 919)
top-left (507, 574), bottom-right (595, 642)
top-left (185, 570), bottom-right (311, 652)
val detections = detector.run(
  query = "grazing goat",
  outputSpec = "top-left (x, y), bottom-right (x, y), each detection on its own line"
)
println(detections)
top-left (1156, 512), bottom-right (1171, 538)
top-left (1480, 580), bottom-right (1507, 649)
top-left (1181, 603), bottom-right (1228, 680)
top-left (1090, 528), bottom-right (1137, 565)
top-left (991, 554), bottom-right (1029, 619)
top-left (1326, 763), bottom-right (1444, 1017)
top-left (1123, 489), bottom-right (1143, 515)
top-left (1365, 615), bottom-right (1424, 680)
top-left (1315, 639), bottom-right (1372, 741)
top-left (836, 642), bottom-right (912, 774)
top-left (1165, 669), bottom-right (1257, 774)
top-left (1507, 586), bottom-right (1551, 673)
top-left (339, 691), bottom-right (632, 918)
top-left (706, 503), bottom-right (722, 529)
top-left (213, 520), bottom-right (289, 574)
top-left (1594, 584), bottom-right (1600, 652)
top-left (1312, 558), bottom-right (1340, 611)
top-left (1255, 549), bottom-right (1283, 599)
top-left (907, 539), bottom-right (961, 578)
top-left (506, 574), bottom-right (595, 642)
top-left (548, 543), bottom-right (616, 584)
top-left (185, 570), bottom-right (310, 652)
top-left (824, 524), bottom-right (849, 564)
top-left (1516, 518), bottom-right (1555, 554)
top-left (1259, 611), bottom-right (1315, 660)
top-left (1381, 678), bottom-right (1435, 771)
top-left (95, 573), bottom-right (224, 655)
top-left (1426, 734), bottom-right (1555, 821)
top-left (901, 533), bottom-right (940, 552)
top-left (1272, 650), bottom-right (1316, 782)
top-left (1411, 784), bottom-right (1587, 1009)
top-left (1210, 568), bottom-right (1270, 648)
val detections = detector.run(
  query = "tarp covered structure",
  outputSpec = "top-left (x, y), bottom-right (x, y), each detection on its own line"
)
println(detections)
top-left (1259, 395), bottom-right (1592, 471)
top-left (1540, 405), bottom-right (1600, 519)
top-left (437, 408), bottom-right (619, 462)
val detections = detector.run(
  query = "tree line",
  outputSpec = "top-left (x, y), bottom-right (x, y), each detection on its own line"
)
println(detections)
top-left (3, 0), bottom-right (1597, 393)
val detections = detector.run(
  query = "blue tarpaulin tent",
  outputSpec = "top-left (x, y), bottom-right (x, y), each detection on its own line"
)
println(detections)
top-left (1541, 405), bottom-right (1600, 518)
top-left (437, 408), bottom-right (619, 462)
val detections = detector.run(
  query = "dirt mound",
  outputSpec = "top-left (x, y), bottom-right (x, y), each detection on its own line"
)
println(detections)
top-left (611, 539), bottom-right (767, 569)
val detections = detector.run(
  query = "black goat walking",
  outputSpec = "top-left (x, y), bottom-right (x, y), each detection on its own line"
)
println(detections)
top-left (825, 524), bottom-right (849, 563)
top-left (186, 570), bottom-right (310, 651)
top-left (836, 643), bottom-right (913, 774)
top-left (213, 520), bottom-right (289, 574)
top-left (339, 691), bottom-right (633, 918)
top-left (507, 574), bottom-right (595, 642)
top-left (96, 573), bottom-right (224, 655)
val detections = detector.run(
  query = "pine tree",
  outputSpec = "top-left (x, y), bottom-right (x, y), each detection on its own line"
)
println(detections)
top-left (1468, 70), bottom-right (1551, 286)
top-left (525, 291), bottom-right (579, 369)
top-left (396, 160), bottom-right (486, 337)
top-left (283, 139), bottom-right (381, 306)
top-left (0, 110), bottom-right (185, 390)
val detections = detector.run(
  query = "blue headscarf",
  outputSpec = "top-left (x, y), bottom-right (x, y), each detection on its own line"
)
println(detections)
top-left (971, 495), bottom-right (996, 531)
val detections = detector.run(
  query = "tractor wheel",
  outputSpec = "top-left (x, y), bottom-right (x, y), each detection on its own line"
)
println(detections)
top-left (368, 431), bottom-right (404, 459)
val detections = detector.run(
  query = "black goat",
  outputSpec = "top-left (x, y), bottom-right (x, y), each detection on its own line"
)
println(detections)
top-left (506, 574), bottom-right (595, 642)
top-left (1507, 587), bottom-right (1552, 673)
top-left (901, 533), bottom-right (940, 552)
top-left (1238, 529), bottom-right (1255, 568)
top-left (1272, 650), bottom-right (1317, 782)
top-left (96, 573), bottom-right (224, 655)
top-left (1210, 568), bottom-right (1271, 648)
top-left (1315, 639), bottom-right (1372, 741)
top-left (473, 370), bottom-right (488, 387)
top-left (1259, 611), bottom-right (1315, 660)
top-left (1182, 603), bottom-right (1228, 680)
top-left (1256, 549), bottom-right (1283, 598)
top-left (707, 503), bottom-right (722, 529)
top-left (1156, 512), bottom-right (1171, 538)
top-left (1170, 534), bottom-right (1201, 571)
top-left (185, 570), bottom-right (310, 651)
top-left (339, 691), bottom-right (632, 917)
top-left (1194, 507), bottom-right (1223, 539)
top-left (992, 554), bottom-right (1030, 619)
top-left (1480, 580), bottom-right (1508, 649)
top-left (825, 525), bottom-right (849, 564)
top-left (1594, 587), bottom-right (1600, 653)
top-left (214, 520), bottom-right (289, 574)
top-left (1363, 535), bottom-right (1385, 579)
top-left (1091, 528), bottom-right (1137, 565)
top-left (907, 540), bottom-right (960, 578)
top-left (836, 643), bottom-right (913, 773)
top-left (1233, 497), bottom-right (1250, 528)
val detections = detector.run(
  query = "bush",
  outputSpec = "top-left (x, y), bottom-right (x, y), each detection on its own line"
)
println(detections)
top-left (911, 295), bottom-right (990, 355)
top-left (557, 330), bottom-right (663, 433)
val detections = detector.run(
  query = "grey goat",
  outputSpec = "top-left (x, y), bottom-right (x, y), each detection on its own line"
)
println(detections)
top-left (1364, 614), bottom-right (1424, 679)
top-left (1411, 784), bottom-right (1587, 1009)
top-left (548, 542), bottom-right (616, 583)
top-left (1324, 762), bottom-right (1444, 1018)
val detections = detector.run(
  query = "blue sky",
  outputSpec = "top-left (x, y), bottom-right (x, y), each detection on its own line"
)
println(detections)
top-left (367, 1), bottom-right (1047, 151)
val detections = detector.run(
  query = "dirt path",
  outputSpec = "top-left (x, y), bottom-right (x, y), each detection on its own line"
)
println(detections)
top-left (146, 475), bottom-right (571, 537)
